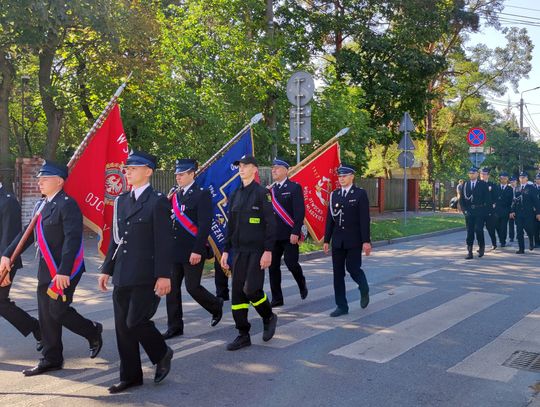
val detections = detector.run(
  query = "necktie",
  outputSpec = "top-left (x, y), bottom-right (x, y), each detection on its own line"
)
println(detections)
top-left (179, 188), bottom-right (185, 197)
top-left (131, 191), bottom-right (136, 203)
top-left (342, 188), bottom-right (347, 197)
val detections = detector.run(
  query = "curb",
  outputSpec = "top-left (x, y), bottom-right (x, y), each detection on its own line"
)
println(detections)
top-left (298, 226), bottom-right (466, 262)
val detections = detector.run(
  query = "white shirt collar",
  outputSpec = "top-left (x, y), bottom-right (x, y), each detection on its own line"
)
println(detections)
top-left (46, 190), bottom-right (61, 203)
top-left (132, 183), bottom-right (150, 200)
top-left (342, 184), bottom-right (353, 194)
top-left (179, 181), bottom-right (195, 194)
top-left (275, 178), bottom-right (287, 188)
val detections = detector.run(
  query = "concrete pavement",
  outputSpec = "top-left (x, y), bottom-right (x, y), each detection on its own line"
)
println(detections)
top-left (1, 230), bottom-right (539, 406)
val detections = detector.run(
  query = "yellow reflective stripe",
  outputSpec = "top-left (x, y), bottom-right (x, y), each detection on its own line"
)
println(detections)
top-left (249, 217), bottom-right (260, 224)
top-left (231, 303), bottom-right (249, 310)
top-left (250, 293), bottom-right (267, 307)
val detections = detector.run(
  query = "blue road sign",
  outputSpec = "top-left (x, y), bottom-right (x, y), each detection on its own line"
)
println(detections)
top-left (467, 128), bottom-right (487, 146)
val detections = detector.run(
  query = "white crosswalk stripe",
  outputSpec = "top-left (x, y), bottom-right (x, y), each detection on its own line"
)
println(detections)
top-left (253, 285), bottom-right (435, 348)
top-left (329, 291), bottom-right (507, 363)
top-left (447, 306), bottom-right (540, 382)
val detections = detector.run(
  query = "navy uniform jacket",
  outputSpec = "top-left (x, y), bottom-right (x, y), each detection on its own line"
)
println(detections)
top-left (511, 184), bottom-right (540, 218)
top-left (171, 183), bottom-right (212, 264)
top-left (101, 186), bottom-right (173, 287)
top-left (271, 178), bottom-right (305, 241)
top-left (0, 187), bottom-right (22, 270)
top-left (494, 184), bottom-right (513, 217)
top-left (459, 180), bottom-right (489, 215)
top-left (3, 190), bottom-right (84, 285)
top-left (485, 181), bottom-right (499, 214)
top-left (224, 181), bottom-right (275, 253)
top-left (324, 185), bottom-right (371, 249)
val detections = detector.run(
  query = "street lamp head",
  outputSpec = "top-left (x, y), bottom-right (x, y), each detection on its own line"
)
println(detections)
top-left (521, 85), bottom-right (540, 98)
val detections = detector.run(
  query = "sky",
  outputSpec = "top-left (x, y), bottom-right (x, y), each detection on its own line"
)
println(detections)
top-left (468, 0), bottom-right (540, 141)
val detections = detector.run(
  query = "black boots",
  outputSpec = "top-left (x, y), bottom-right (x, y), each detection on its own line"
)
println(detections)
top-left (465, 246), bottom-right (473, 259)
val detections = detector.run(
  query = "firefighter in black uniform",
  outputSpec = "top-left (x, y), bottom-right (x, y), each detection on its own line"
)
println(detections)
top-left (480, 168), bottom-right (498, 249)
top-left (323, 164), bottom-right (371, 318)
top-left (494, 171), bottom-right (513, 247)
top-left (510, 172), bottom-right (540, 254)
top-left (0, 181), bottom-right (42, 351)
top-left (99, 151), bottom-right (173, 393)
top-left (220, 155), bottom-right (277, 351)
top-left (1, 161), bottom-right (102, 376)
top-left (268, 158), bottom-right (307, 307)
top-left (162, 158), bottom-right (223, 340)
top-left (459, 167), bottom-right (489, 259)
top-left (509, 176), bottom-right (518, 242)
top-left (534, 173), bottom-right (540, 248)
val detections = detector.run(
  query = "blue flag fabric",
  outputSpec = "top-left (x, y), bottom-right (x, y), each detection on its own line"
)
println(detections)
top-left (196, 127), bottom-right (254, 257)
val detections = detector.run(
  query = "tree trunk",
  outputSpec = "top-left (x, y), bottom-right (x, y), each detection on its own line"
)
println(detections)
top-left (265, 0), bottom-right (278, 159)
top-left (0, 51), bottom-right (15, 190)
top-left (39, 34), bottom-right (64, 160)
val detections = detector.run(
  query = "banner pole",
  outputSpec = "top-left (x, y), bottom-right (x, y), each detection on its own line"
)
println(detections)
top-left (0, 73), bottom-right (133, 285)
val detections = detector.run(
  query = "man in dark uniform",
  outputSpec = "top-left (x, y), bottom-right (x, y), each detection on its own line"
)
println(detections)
top-left (268, 158), bottom-right (307, 307)
top-left (162, 158), bottom-right (223, 340)
top-left (510, 172), bottom-right (540, 254)
top-left (99, 150), bottom-right (173, 393)
top-left (508, 176), bottom-right (518, 242)
top-left (323, 164), bottom-right (371, 318)
top-left (480, 168), bottom-right (498, 249)
top-left (1, 161), bottom-right (102, 376)
top-left (459, 166), bottom-right (489, 259)
top-left (220, 155), bottom-right (277, 351)
top-left (494, 172), bottom-right (513, 247)
top-left (214, 258), bottom-right (230, 301)
top-left (0, 181), bottom-right (42, 351)
top-left (534, 173), bottom-right (540, 248)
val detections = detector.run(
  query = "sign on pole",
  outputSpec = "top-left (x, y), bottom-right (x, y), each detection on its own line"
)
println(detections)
top-left (287, 71), bottom-right (314, 164)
top-left (467, 127), bottom-right (487, 146)
top-left (398, 112), bottom-right (416, 224)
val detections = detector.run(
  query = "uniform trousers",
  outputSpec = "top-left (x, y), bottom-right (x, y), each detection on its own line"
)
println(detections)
top-left (495, 213), bottom-right (509, 245)
top-left (166, 261), bottom-right (221, 330)
top-left (485, 212), bottom-right (497, 246)
top-left (0, 268), bottom-right (39, 337)
top-left (214, 259), bottom-right (229, 298)
top-left (515, 215), bottom-right (536, 251)
top-left (37, 272), bottom-right (98, 365)
top-left (465, 212), bottom-right (485, 247)
top-left (269, 240), bottom-right (306, 302)
top-left (113, 285), bottom-right (168, 382)
top-left (332, 246), bottom-right (369, 311)
top-left (231, 251), bottom-right (272, 335)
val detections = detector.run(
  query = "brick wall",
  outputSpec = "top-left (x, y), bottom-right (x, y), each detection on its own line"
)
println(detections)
top-left (15, 157), bottom-right (43, 224)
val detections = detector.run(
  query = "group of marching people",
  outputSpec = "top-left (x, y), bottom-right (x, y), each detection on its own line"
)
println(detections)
top-left (458, 167), bottom-right (540, 258)
top-left (0, 150), bottom-right (372, 394)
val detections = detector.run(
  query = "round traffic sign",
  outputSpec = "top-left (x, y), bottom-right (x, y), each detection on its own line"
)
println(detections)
top-left (398, 151), bottom-right (415, 168)
top-left (467, 127), bottom-right (487, 146)
top-left (286, 71), bottom-right (315, 106)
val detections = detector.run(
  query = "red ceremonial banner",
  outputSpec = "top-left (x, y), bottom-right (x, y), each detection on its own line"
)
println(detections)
top-left (290, 142), bottom-right (341, 242)
top-left (64, 104), bottom-right (129, 257)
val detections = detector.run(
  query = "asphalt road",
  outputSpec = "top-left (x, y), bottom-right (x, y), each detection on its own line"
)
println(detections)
top-left (1, 230), bottom-right (540, 407)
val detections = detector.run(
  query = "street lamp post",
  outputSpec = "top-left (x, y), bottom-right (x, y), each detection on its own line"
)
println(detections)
top-left (519, 85), bottom-right (540, 135)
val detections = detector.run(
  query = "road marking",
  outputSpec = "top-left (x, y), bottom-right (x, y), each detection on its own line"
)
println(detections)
top-left (253, 285), bottom-right (435, 348)
top-left (330, 291), bottom-right (507, 363)
top-left (447, 306), bottom-right (540, 382)
top-left (6, 339), bottom-right (224, 406)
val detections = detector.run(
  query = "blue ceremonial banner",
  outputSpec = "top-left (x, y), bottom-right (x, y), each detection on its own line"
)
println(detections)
top-left (196, 127), bottom-right (255, 257)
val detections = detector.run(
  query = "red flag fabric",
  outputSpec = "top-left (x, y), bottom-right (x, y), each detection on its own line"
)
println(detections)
top-left (64, 104), bottom-right (129, 257)
top-left (290, 142), bottom-right (341, 242)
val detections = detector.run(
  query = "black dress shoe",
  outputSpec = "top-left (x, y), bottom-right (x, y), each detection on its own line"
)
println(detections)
top-left (23, 359), bottom-right (63, 376)
top-left (262, 313), bottom-right (278, 342)
top-left (516, 250), bottom-right (525, 254)
top-left (154, 346), bottom-right (173, 384)
top-left (89, 322), bottom-right (103, 359)
top-left (211, 297), bottom-right (224, 327)
top-left (108, 380), bottom-right (143, 394)
top-left (162, 328), bottom-right (183, 340)
top-left (32, 327), bottom-right (43, 352)
top-left (226, 334), bottom-right (251, 351)
top-left (270, 299), bottom-right (284, 307)
top-left (329, 308), bottom-right (348, 317)
top-left (300, 286), bottom-right (308, 300)
top-left (501, 243), bottom-right (507, 247)
top-left (361, 293), bottom-right (370, 309)
top-left (478, 247), bottom-right (485, 258)
top-left (492, 245), bottom-right (497, 250)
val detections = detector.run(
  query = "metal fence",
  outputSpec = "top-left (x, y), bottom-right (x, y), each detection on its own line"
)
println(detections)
top-left (384, 178), bottom-right (405, 210)
top-left (152, 170), bottom-right (175, 193)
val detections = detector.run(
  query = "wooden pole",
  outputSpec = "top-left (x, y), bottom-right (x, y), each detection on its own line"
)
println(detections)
top-left (0, 74), bottom-right (133, 285)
